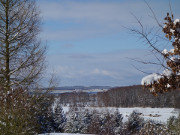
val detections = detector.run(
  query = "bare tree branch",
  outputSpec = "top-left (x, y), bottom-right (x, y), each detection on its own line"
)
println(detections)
top-left (0, 0), bottom-right (46, 90)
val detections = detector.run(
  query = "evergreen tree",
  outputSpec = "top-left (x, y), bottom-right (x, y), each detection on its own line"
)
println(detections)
top-left (113, 109), bottom-right (123, 134)
top-left (37, 96), bottom-right (54, 133)
top-left (53, 103), bottom-right (66, 132)
top-left (64, 107), bottom-right (84, 133)
top-left (126, 110), bottom-right (144, 134)
top-left (81, 109), bottom-right (92, 133)
top-left (88, 110), bottom-right (101, 134)
top-left (64, 112), bottom-right (74, 133)
top-left (99, 111), bottom-right (114, 135)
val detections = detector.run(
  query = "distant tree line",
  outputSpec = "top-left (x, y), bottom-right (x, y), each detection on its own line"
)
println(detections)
top-left (56, 85), bottom-right (180, 108)
top-left (98, 85), bottom-right (180, 108)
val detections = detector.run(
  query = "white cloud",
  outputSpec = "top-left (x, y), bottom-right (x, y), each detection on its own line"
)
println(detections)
top-left (39, 0), bottom-right (174, 41)
top-left (92, 68), bottom-right (113, 76)
top-left (38, 0), bottom-right (180, 86)
top-left (40, 1), bottom-right (168, 25)
top-left (45, 49), bottom-right (160, 86)
top-left (52, 66), bottom-right (115, 79)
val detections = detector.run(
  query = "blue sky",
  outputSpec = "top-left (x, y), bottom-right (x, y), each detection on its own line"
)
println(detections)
top-left (37, 0), bottom-right (180, 86)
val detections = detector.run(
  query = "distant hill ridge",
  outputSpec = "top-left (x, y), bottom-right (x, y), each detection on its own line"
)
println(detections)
top-left (52, 86), bottom-right (112, 90)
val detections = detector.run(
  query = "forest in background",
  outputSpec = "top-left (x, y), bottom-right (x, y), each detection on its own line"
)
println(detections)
top-left (56, 85), bottom-right (180, 108)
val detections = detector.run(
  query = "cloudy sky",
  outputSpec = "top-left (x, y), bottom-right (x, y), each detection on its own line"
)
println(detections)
top-left (37, 0), bottom-right (180, 87)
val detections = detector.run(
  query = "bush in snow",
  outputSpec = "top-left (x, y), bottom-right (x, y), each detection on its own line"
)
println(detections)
top-left (167, 114), bottom-right (180, 134)
top-left (112, 109), bottom-right (124, 134)
top-left (99, 111), bottom-right (114, 135)
top-left (139, 120), bottom-right (171, 135)
top-left (0, 87), bottom-right (43, 135)
top-left (125, 110), bottom-right (144, 134)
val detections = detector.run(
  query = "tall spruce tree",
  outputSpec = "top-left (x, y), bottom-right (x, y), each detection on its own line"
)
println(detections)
top-left (53, 103), bottom-right (66, 132)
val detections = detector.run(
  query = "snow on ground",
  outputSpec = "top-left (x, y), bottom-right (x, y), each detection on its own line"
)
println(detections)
top-left (63, 107), bottom-right (179, 123)
top-left (39, 107), bottom-right (179, 135)
top-left (39, 133), bottom-right (94, 135)
top-left (116, 107), bottom-right (179, 123)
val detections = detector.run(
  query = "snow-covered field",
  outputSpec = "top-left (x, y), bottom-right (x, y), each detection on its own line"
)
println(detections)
top-left (63, 107), bottom-right (180, 123)
top-left (39, 133), bottom-right (94, 135)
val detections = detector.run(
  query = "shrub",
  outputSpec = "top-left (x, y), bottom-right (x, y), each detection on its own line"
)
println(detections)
top-left (0, 88), bottom-right (40, 134)
top-left (167, 114), bottom-right (180, 134)
top-left (139, 120), bottom-right (171, 135)
top-left (125, 110), bottom-right (144, 134)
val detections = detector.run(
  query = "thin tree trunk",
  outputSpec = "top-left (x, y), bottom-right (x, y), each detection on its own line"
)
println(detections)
top-left (5, 0), bottom-right (10, 91)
